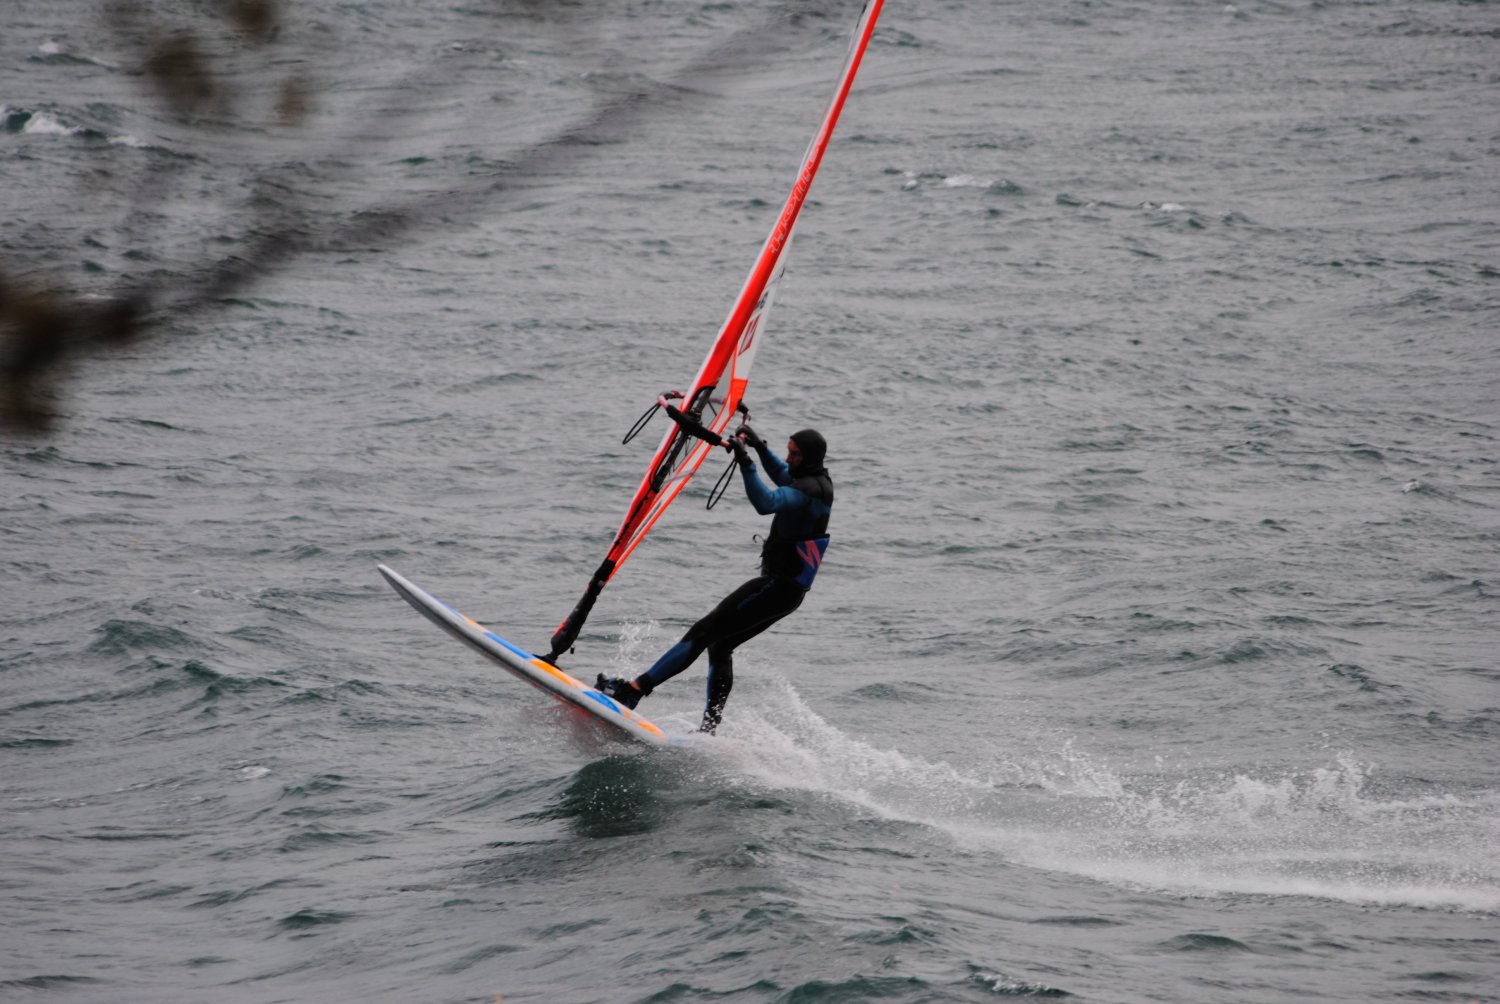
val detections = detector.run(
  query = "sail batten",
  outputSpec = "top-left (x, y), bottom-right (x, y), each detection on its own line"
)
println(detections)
top-left (547, 0), bottom-right (884, 661)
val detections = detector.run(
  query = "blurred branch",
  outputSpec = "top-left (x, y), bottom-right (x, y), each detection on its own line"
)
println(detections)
top-left (1, 0), bottom-right (853, 436)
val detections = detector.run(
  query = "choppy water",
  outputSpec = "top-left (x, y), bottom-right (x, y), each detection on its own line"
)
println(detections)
top-left (3, 1), bottom-right (1498, 1002)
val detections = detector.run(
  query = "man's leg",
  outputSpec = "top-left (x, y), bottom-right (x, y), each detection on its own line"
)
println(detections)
top-left (598, 577), bottom-right (774, 706)
top-left (699, 580), bottom-right (805, 732)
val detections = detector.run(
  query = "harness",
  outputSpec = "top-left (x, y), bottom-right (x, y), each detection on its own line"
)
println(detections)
top-left (760, 471), bottom-right (834, 589)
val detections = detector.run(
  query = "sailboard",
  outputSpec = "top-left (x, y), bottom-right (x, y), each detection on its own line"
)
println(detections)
top-left (379, 565), bottom-right (682, 746)
top-left (546, 0), bottom-right (885, 662)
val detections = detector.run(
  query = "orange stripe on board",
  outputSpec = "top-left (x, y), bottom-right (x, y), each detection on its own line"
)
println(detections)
top-left (530, 660), bottom-right (581, 688)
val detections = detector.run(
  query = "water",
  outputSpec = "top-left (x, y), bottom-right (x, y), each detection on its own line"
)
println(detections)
top-left (3, 1), bottom-right (1498, 1001)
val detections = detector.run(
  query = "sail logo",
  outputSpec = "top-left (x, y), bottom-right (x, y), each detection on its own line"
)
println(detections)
top-left (739, 313), bottom-right (761, 353)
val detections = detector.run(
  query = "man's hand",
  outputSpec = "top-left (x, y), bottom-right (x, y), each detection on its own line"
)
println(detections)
top-left (729, 437), bottom-right (752, 468)
top-left (736, 424), bottom-right (765, 451)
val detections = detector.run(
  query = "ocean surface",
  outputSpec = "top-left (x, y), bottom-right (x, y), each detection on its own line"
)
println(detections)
top-left (3, 1), bottom-right (1497, 1001)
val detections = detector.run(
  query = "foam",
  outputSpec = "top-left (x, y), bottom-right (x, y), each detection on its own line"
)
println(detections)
top-left (705, 679), bottom-right (1500, 913)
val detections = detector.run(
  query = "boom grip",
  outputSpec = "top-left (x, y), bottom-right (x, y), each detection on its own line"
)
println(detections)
top-left (663, 403), bottom-right (725, 447)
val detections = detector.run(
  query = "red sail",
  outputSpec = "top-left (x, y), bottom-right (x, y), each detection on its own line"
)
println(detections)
top-left (549, 0), bottom-right (884, 660)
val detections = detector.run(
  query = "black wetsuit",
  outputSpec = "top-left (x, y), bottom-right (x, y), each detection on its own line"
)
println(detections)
top-left (634, 442), bottom-right (833, 731)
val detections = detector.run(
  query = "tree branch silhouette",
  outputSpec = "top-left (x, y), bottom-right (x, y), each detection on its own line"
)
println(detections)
top-left (1, 0), bottom-right (850, 434)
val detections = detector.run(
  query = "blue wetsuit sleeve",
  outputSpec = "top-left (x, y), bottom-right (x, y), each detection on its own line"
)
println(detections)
top-left (754, 444), bottom-right (792, 487)
top-left (739, 462), bottom-right (810, 516)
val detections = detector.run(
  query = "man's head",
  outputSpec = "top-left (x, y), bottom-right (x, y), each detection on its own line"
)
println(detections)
top-left (787, 428), bottom-right (827, 474)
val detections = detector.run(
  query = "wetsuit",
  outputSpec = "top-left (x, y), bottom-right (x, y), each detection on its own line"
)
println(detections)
top-left (634, 439), bottom-right (833, 732)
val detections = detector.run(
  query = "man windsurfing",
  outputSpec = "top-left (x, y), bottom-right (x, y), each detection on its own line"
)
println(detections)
top-left (597, 426), bottom-right (834, 733)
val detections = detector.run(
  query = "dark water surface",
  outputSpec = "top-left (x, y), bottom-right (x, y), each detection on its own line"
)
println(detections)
top-left (3, 1), bottom-right (1497, 1002)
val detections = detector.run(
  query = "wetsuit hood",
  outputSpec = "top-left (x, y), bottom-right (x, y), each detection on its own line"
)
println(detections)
top-left (789, 428), bottom-right (827, 476)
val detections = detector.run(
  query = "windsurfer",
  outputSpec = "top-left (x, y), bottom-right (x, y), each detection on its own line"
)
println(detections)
top-left (597, 426), bottom-right (834, 733)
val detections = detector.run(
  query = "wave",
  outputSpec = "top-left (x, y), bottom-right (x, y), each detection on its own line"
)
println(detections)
top-left (2, 105), bottom-right (152, 148)
top-left (711, 680), bottom-right (1500, 914)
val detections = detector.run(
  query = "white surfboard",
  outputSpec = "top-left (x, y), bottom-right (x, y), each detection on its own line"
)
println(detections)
top-left (377, 565), bottom-right (684, 747)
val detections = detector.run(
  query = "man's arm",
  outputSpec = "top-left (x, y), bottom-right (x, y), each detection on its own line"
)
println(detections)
top-left (738, 458), bottom-right (809, 515)
top-left (755, 444), bottom-right (792, 486)
top-left (739, 425), bottom-right (791, 486)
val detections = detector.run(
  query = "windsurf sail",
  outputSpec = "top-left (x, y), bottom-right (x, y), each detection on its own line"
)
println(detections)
top-left (547, 0), bottom-right (884, 662)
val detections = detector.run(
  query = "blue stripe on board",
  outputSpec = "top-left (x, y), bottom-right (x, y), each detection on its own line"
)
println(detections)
top-left (583, 691), bottom-right (622, 715)
top-left (482, 629), bottom-right (536, 663)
